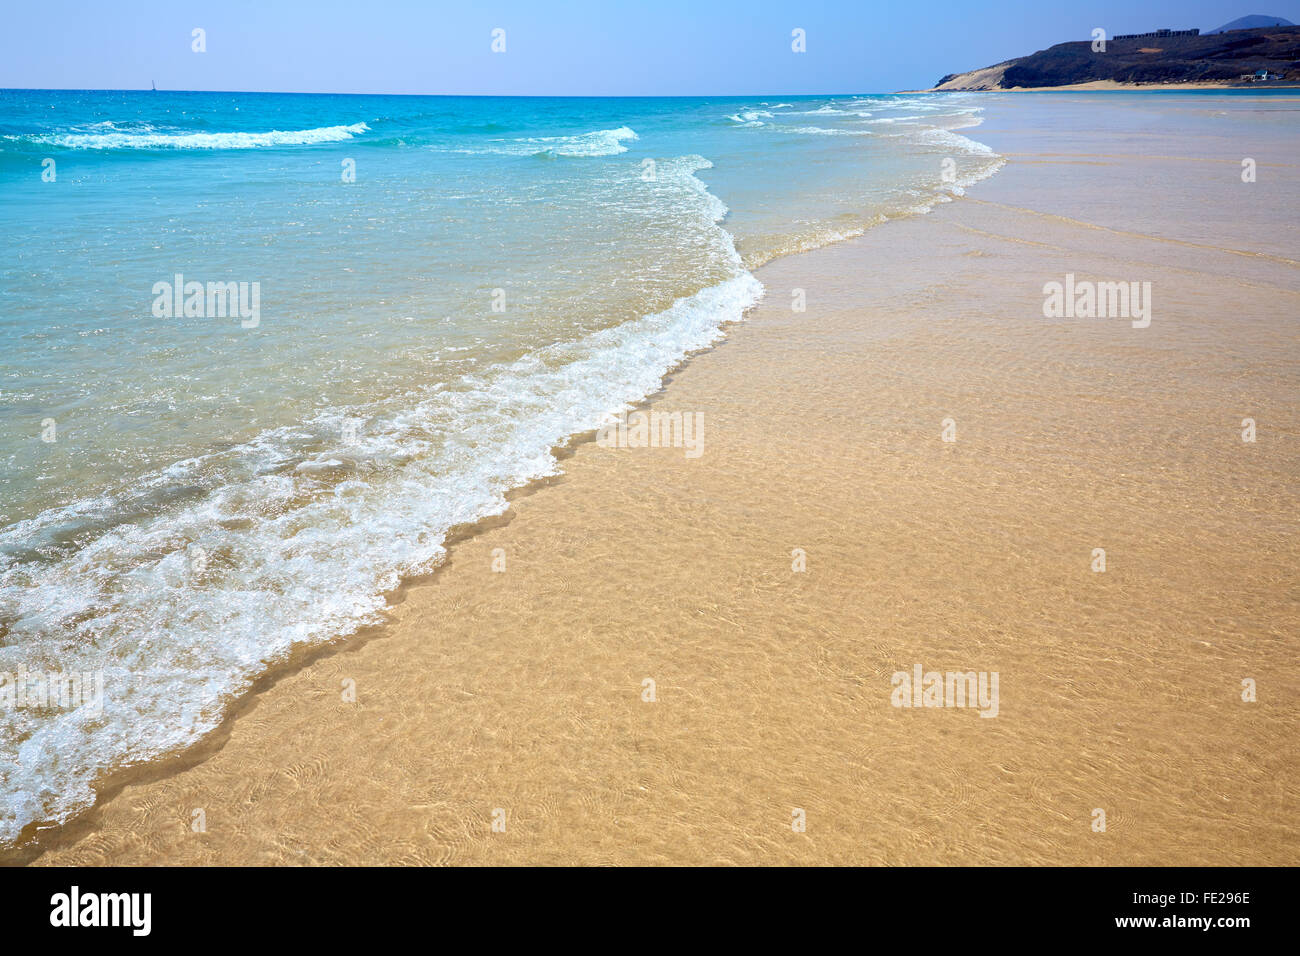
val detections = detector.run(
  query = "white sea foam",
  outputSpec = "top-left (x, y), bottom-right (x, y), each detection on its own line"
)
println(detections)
top-left (530, 125), bottom-right (639, 157)
top-left (0, 92), bottom-right (1009, 850)
top-left (785, 126), bottom-right (873, 136)
top-left (945, 152), bottom-right (1007, 195)
top-left (725, 110), bottom-right (774, 127)
top-left (0, 152), bottom-right (760, 848)
top-left (436, 126), bottom-right (639, 157)
top-left (15, 122), bottom-right (370, 150)
top-left (909, 126), bottom-right (996, 155)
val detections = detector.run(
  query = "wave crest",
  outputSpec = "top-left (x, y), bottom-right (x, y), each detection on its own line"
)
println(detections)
top-left (433, 125), bottom-right (639, 158)
top-left (11, 122), bottom-right (370, 150)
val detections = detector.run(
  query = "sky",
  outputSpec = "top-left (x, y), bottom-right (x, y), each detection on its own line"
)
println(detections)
top-left (2, 0), bottom-right (1297, 95)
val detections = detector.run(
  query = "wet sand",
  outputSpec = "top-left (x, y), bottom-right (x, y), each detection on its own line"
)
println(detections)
top-left (19, 99), bottom-right (1300, 866)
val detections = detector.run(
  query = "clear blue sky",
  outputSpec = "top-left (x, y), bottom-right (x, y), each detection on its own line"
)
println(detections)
top-left (2, 1), bottom-right (1296, 95)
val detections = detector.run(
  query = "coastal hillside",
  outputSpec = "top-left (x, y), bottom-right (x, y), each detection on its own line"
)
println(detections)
top-left (933, 23), bottom-right (1300, 89)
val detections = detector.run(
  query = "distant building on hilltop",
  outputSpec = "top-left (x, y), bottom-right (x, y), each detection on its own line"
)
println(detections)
top-left (1112, 28), bottom-right (1201, 41)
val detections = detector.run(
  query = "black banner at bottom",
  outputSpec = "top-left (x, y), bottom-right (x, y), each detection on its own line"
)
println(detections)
top-left (0, 865), bottom-right (1281, 943)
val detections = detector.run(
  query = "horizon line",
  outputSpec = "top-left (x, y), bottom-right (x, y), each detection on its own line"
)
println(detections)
top-left (0, 86), bottom-right (930, 98)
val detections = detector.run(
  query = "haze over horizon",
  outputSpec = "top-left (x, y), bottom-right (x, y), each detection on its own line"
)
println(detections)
top-left (4, 1), bottom-right (1299, 96)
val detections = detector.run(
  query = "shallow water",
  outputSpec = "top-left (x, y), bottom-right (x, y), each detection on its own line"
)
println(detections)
top-left (24, 90), bottom-right (1298, 867)
top-left (0, 89), bottom-right (1002, 845)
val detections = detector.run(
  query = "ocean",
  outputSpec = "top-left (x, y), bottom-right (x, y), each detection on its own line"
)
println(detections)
top-left (0, 89), bottom-right (1002, 845)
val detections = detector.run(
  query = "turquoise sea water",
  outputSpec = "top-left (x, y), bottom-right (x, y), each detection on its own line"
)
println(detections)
top-left (0, 89), bottom-right (1003, 844)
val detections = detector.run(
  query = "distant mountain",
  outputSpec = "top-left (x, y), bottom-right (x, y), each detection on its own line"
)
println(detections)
top-left (1208, 15), bottom-right (1295, 34)
top-left (932, 24), bottom-right (1300, 90)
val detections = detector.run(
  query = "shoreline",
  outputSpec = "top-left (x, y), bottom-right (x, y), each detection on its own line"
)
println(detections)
top-left (0, 107), bottom-right (999, 862)
top-left (12, 93), bottom-right (1300, 866)
top-left (911, 80), bottom-right (1300, 93)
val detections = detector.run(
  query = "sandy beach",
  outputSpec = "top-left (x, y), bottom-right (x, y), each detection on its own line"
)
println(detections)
top-left (917, 81), bottom-right (1300, 92)
top-left (1008, 80), bottom-right (1300, 91)
top-left (13, 94), bottom-right (1299, 867)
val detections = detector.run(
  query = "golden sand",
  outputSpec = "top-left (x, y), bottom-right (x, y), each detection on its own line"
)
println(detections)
top-left (16, 107), bottom-right (1299, 867)
top-left (923, 80), bottom-right (1300, 92)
